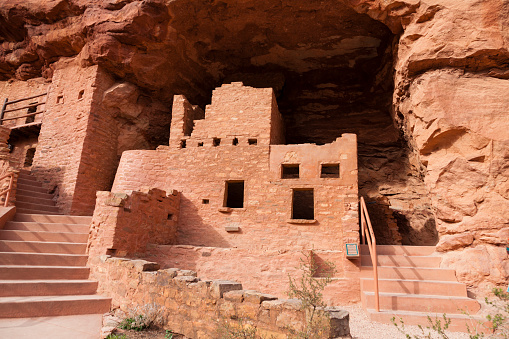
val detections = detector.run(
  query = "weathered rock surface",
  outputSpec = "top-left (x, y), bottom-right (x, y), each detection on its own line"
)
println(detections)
top-left (1, 0), bottom-right (508, 291)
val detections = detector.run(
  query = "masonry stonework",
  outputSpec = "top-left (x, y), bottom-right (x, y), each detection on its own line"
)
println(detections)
top-left (109, 83), bottom-right (361, 304)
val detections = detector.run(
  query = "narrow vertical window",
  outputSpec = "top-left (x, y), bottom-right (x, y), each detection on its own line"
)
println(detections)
top-left (292, 189), bottom-right (314, 220)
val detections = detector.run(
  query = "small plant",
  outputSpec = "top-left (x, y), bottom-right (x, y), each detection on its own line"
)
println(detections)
top-left (106, 334), bottom-right (127, 339)
top-left (216, 317), bottom-right (263, 339)
top-left (165, 329), bottom-right (174, 339)
top-left (118, 314), bottom-right (149, 331)
top-left (286, 250), bottom-right (336, 339)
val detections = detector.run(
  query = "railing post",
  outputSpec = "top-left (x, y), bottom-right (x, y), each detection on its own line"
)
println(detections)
top-left (0, 98), bottom-right (8, 125)
top-left (4, 173), bottom-right (13, 207)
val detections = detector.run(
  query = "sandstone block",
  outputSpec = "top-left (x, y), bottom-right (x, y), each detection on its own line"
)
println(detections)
top-left (211, 280), bottom-right (243, 298)
top-left (131, 260), bottom-right (160, 272)
top-left (244, 290), bottom-right (278, 304)
top-left (324, 307), bottom-right (350, 338)
top-left (223, 290), bottom-right (244, 303)
top-left (436, 233), bottom-right (474, 252)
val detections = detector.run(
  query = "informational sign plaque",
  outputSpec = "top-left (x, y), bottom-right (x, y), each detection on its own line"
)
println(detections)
top-left (345, 243), bottom-right (359, 258)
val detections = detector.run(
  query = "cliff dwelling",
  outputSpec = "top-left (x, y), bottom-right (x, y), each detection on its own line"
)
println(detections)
top-left (0, 0), bottom-right (508, 337)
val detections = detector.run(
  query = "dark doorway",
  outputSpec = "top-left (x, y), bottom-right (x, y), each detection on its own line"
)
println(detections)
top-left (224, 181), bottom-right (244, 208)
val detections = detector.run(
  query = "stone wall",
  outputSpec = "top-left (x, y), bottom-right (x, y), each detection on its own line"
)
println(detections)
top-left (88, 188), bottom-right (180, 257)
top-left (90, 256), bottom-right (350, 339)
top-left (0, 126), bottom-right (18, 206)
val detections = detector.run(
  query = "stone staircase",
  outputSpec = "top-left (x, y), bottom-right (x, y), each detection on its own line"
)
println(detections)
top-left (0, 170), bottom-right (110, 318)
top-left (360, 244), bottom-right (482, 332)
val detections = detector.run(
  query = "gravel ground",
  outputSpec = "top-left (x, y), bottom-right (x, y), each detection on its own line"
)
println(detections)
top-left (342, 305), bottom-right (471, 339)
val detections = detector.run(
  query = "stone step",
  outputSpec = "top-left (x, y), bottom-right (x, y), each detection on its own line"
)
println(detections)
top-left (15, 202), bottom-right (60, 213)
top-left (360, 254), bottom-right (442, 268)
top-left (16, 189), bottom-right (54, 200)
top-left (17, 178), bottom-right (43, 188)
top-left (14, 213), bottom-right (92, 225)
top-left (0, 240), bottom-right (86, 254)
top-left (360, 245), bottom-right (436, 256)
top-left (360, 278), bottom-right (468, 297)
top-left (0, 252), bottom-right (88, 266)
top-left (367, 309), bottom-right (487, 333)
top-left (16, 183), bottom-right (48, 194)
top-left (3, 221), bottom-right (89, 233)
top-left (0, 229), bottom-right (88, 243)
top-left (16, 208), bottom-right (63, 215)
top-left (0, 295), bottom-right (111, 318)
top-left (15, 194), bottom-right (55, 206)
top-left (0, 280), bottom-right (98, 297)
top-left (360, 266), bottom-right (457, 281)
top-left (0, 265), bottom-right (90, 280)
top-left (362, 292), bottom-right (480, 314)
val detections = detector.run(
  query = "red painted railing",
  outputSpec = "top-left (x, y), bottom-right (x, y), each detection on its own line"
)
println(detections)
top-left (360, 196), bottom-right (379, 312)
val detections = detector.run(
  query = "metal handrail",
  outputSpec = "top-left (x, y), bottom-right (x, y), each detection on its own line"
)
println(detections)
top-left (0, 171), bottom-right (17, 207)
top-left (360, 196), bottom-right (379, 312)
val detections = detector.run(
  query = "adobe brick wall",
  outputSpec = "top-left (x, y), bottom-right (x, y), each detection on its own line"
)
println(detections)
top-left (90, 256), bottom-right (350, 339)
top-left (88, 188), bottom-right (180, 257)
top-left (31, 62), bottom-right (117, 215)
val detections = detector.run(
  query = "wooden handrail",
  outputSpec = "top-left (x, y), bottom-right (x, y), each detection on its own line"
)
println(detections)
top-left (0, 111), bottom-right (44, 122)
top-left (360, 196), bottom-right (379, 312)
top-left (0, 172), bottom-right (17, 207)
top-left (3, 102), bottom-right (45, 114)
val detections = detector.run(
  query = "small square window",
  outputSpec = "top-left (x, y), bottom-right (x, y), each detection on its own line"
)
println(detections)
top-left (167, 213), bottom-right (173, 220)
top-left (213, 138), bottom-right (221, 146)
top-left (248, 139), bottom-right (257, 145)
top-left (202, 199), bottom-right (209, 204)
top-left (232, 138), bottom-right (238, 145)
top-left (281, 164), bottom-right (300, 179)
top-left (198, 142), bottom-right (204, 147)
top-left (57, 95), bottom-right (64, 104)
top-left (78, 90), bottom-right (84, 100)
top-left (321, 164), bottom-right (340, 178)
top-left (180, 140), bottom-right (186, 148)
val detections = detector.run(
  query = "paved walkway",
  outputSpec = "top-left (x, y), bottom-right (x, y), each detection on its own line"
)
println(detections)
top-left (0, 314), bottom-right (102, 339)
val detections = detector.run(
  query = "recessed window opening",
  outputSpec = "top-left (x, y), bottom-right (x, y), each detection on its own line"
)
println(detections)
top-left (202, 199), bottom-right (209, 204)
top-left (282, 164), bottom-right (300, 179)
top-left (232, 138), bottom-right (238, 145)
top-left (321, 164), bottom-right (340, 178)
top-left (224, 181), bottom-right (244, 208)
top-left (78, 90), bottom-right (84, 100)
top-left (198, 142), bottom-right (204, 147)
top-left (167, 213), bottom-right (173, 220)
top-left (57, 95), bottom-right (64, 104)
top-left (26, 103), bottom-right (37, 123)
top-left (24, 148), bottom-right (36, 167)
top-left (248, 139), bottom-right (257, 145)
top-left (213, 138), bottom-right (221, 146)
top-left (292, 189), bottom-right (314, 220)
top-left (180, 139), bottom-right (186, 148)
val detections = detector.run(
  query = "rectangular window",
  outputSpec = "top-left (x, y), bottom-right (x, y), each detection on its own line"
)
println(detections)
top-left (320, 164), bottom-right (340, 178)
top-left (292, 189), bottom-right (314, 220)
top-left (281, 164), bottom-right (300, 179)
top-left (248, 139), bottom-right (257, 145)
top-left (213, 138), bottom-right (221, 146)
top-left (224, 181), bottom-right (244, 208)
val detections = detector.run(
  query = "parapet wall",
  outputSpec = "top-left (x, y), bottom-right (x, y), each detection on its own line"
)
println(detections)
top-left (88, 188), bottom-right (180, 257)
top-left (90, 256), bottom-right (350, 339)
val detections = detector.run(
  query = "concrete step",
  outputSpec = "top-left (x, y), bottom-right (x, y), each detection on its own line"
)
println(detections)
top-left (360, 278), bottom-right (468, 297)
top-left (360, 266), bottom-right (457, 281)
top-left (4, 221), bottom-right (89, 233)
top-left (0, 295), bottom-right (111, 318)
top-left (16, 183), bottom-right (49, 194)
top-left (0, 241), bottom-right (86, 254)
top-left (16, 208), bottom-right (63, 215)
top-left (367, 309), bottom-right (487, 333)
top-left (15, 194), bottom-right (55, 206)
top-left (360, 245), bottom-right (436, 256)
top-left (361, 254), bottom-right (442, 268)
top-left (15, 202), bottom-right (60, 213)
top-left (14, 214), bottom-right (92, 225)
top-left (0, 229), bottom-right (88, 243)
top-left (16, 189), bottom-right (54, 200)
top-left (0, 252), bottom-right (88, 266)
top-left (17, 178), bottom-right (43, 188)
top-left (0, 265), bottom-right (90, 280)
top-left (362, 292), bottom-right (480, 314)
top-left (0, 280), bottom-right (98, 297)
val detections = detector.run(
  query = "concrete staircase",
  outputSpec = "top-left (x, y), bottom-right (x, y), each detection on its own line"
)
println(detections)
top-left (360, 244), bottom-right (482, 332)
top-left (0, 170), bottom-right (110, 318)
